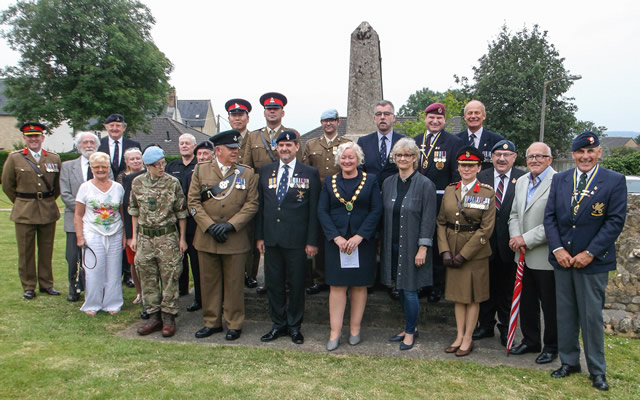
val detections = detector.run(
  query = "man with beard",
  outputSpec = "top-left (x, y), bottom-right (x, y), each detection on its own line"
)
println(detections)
top-left (60, 132), bottom-right (113, 301)
top-left (257, 131), bottom-right (320, 344)
top-left (302, 109), bottom-right (351, 295)
top-left (413, 103), bottom-right (464, 302)
top-left (475, 140), bottom-right (525, 345)
top-left (456, 100), bottom-right (504, 170)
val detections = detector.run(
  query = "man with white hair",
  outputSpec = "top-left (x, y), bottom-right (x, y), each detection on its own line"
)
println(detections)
top-left (166, 133), bottom-right (200, 306)
top-left (60, 132), bottom-right (112, 302)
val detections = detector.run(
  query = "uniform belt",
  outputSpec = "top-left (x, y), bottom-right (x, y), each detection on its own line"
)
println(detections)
top-left (139, 224), bottom-right (177, 237)
top-left (446, 222), bottom-right (480, 233)
top-left (15, 191), bottom-right (55, 200)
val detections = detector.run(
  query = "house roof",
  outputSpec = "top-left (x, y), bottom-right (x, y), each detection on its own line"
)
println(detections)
top-left (0, 80), bottom-right (9, 116)
top-left (177, 100), bottom-right (210, 128)
top-left (600, 136), bottom-right (637, 149)
top-left (128, 117), bottom-right (210, 156)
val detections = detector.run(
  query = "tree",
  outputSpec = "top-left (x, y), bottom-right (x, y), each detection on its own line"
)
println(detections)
top-left (396, 88), bottom-right (468, 137)
top-left (1, 0), bottom-right (173, 133)
top-left (457, 24), bottom-right (594, 155)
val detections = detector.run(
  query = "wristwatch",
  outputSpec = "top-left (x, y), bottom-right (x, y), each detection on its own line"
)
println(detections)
top-left (586, 250), bottom-right (594, 257)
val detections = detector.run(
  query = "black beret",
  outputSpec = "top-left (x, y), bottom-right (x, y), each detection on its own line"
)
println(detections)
top-left (104, 114), bottom-right (125, 124)
top-left (210, 129), bottom-right (241, 148)
top-left (571, 131), bottom-right (599, 151)
top-left (193, 141), bottom-right (214, 155)
top-left (275, 130), bottom-right (297, 143)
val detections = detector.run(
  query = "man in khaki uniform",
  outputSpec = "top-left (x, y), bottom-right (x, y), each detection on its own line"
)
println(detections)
top-left (302, 109), bottom-right (351, 294)
top-left (242, 91), bottom-right (301, 294)
top-left (2, 122), bottom-right (61, 299)
top-left (189, 130), bottom-right (259, 341)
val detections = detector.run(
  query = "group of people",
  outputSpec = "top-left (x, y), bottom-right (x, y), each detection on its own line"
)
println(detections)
top-left (2, 93), bottom-right (626, 392)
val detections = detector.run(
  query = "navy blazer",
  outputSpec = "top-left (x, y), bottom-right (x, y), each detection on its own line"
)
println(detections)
top-left (317, 171), bottom-right (382, 242)
top-left (478, 167), bottom-right (526, 264)
top-left (543, 166), bottom-right (627, 274)
top-left (256, 161), bottom-right (320, 249)
top-left (414, 130), bottom-right (464, 193)
top-left (357, 130), bottom-right (406, 186)
top-left (98, 137), bottom-right (141, 176)
top-left (456, 128), bottom-right (504, 170)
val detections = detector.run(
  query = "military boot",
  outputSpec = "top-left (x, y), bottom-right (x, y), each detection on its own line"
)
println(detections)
top-left (161, 312), bottom-right (176, 337)
top-left (137, 312), bottom-right (162, 335)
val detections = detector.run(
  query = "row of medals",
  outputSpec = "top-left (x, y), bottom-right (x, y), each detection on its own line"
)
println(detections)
top-left (421, 149), bottom-right (446, 169)
top-left (267, 177), bottom-right (310, 189)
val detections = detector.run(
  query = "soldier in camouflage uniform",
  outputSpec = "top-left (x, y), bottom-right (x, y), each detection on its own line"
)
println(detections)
top-left (129, 146), bottom-right (188, 337)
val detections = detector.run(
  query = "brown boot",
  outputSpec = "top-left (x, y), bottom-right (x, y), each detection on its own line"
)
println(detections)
top-left (161, 312), bottom-right (176, 337)
top-left (137, 312), bottom-right (162, 335)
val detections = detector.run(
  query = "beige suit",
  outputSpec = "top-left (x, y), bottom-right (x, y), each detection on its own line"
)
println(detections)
top-left (188, 161), bottom-right (258, 329)
top-left (2, 149), bottom-right (61, 291)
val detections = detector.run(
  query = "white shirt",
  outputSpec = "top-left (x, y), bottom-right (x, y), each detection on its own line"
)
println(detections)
top-left (461, 179), bottom-right (477, 197)
top-left (277, 158), bottom-right (296, 189)
top-left (467, 127), bottom-right (484, 148)
top-left (75, 180), bottom-right (124, 236)
top-left (29, 149), bottom-right (42, 162)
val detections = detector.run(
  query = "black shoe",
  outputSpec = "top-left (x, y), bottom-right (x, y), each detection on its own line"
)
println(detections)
top-left (400, 335), bottom-right (416, 351)
top-left (140, 311), bottom-right (150, 319)
top-left (66, 293), bottom-right (79, 302)
top-left (390, 330), bottom-right (419, 342)
top-left (195, 326), bottom-right (223, 338)
top-left (590, 374), bottom-right (609, 391)
top-left (472, 326), bottom-right (495, 340)
top-left (551, 364), bottom-right (581, 378)
top-left (510, 343), bottom-right (541, 355)
top-left (256, 286), bottom-right (267, 295)
top-left (23, 290), bottom-right (36, 299)
top-left (290, 328), bottom-right (304, 344)
top-left (306, 283), bottom-right (329, 295)
top-left (388, 287), bottom-right (400, 300)
top-left (225, 329), bottom-right (242, 341)
top-left (261, 328), bottom-right (288, 342)
top-left (39, 287), bottom-right (60, 295)
top-left (535, 352), bottom-right (558, 364)
top-left (125, 279), bottom-right (135, 288)
top-left (186, 302), bottom-right (201, 312)
top-left (427, 287), bottom-right (442, 303)
top-left (245, 275), bottom-right (258, 289)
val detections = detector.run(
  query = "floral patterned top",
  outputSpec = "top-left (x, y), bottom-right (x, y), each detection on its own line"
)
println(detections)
top-left (76, 180), bottom-right (125, 236)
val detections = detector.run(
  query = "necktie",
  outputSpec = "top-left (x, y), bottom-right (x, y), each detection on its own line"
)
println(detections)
top-left (269, 130), bottom-right (276, 149)
top-left (87, 164), bottom-right (93, 180)
top-left (469, 133), bottom-right (476, 147)
top-left (380, 136), bottom-right (387, 167)
top-left (461, 184), bottom-right (469, 198)
top-left (572, 173), bottom-right (587, 216)
top-left (34, 152), bottom-right (41, 162)
top-left (112, 140), bottom-right (120, 171)
top-left (425, 133), bottom-right (433, 149)
top-left (496, 174), bottom-right (506, 210)
top-left (221, 165), bottom-right (229, 175)
top-left (277, 164), bottom-right (289, 204)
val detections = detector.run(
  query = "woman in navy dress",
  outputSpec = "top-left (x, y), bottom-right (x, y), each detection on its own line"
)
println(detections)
top-left (317, 142), bottom-right (383, 351)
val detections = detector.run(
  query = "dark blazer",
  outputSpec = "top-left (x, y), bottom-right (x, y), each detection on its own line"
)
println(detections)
top-left (256, 161), bottom-right (320, 249)
top-left (317, 171), bottom-right (382, 241)
top-left (478, 167), bottom-right (526, 264)
top-left (98, 136), bottom-right (141, 176)
top-left (357, 130), bottom-right (406, 186)
top-left (121, 169), bottom-right (146, 239)
top-left (456, 128), bottom-right (504, 170)
top-left (543, 166), bottom-right (627, 274)
top-left (414, 130), bottom-right (464, 192)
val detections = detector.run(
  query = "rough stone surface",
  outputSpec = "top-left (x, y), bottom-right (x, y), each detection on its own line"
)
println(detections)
top-left (606, 194), bottom-right (640, 336)
top-left (346, 21), bottom-right (383, 138)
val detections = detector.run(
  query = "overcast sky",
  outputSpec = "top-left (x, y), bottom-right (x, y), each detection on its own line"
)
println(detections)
top-left (1, 0), bottom-right (639, 135)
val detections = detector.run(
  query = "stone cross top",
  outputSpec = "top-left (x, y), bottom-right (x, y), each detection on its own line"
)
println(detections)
top-left (346, 21), bottom-right (383, 138)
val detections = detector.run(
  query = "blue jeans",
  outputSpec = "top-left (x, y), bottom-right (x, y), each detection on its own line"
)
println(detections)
top-left (399, 289), bottom-right (419, 334)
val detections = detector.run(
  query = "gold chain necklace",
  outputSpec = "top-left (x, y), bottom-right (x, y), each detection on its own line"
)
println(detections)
top-left (332, 171), bottom-right (367, 211)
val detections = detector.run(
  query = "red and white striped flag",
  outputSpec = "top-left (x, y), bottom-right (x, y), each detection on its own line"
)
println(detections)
top-left (507, 252), bottom-right (526, 355)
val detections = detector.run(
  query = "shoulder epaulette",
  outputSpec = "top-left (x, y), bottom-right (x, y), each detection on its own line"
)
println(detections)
top-left (480, 183), bottom-right (493, 190)
top-left (448, 182), bottom-right (458, 186)
top-left (237, 163), bottom-right (253, 171)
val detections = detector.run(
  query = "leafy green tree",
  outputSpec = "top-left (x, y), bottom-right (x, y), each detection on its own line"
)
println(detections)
top-left (602, 151), bottom-right (640, 175)
top-left (573, 120), bottom-right (607, 137)
top-left (456, 24), bottom-right (587, 155)
top-left (396, 88), bottom-right (468, 137)
top-left (1, 0), bottom-right (173, 133)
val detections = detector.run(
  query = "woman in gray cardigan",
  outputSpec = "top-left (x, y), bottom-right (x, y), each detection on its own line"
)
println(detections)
top-left (381, 138), bottom-right (437, 350)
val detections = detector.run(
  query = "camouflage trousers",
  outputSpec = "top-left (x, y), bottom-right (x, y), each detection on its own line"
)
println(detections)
top-left (135, 231), bottom-right (183, 315)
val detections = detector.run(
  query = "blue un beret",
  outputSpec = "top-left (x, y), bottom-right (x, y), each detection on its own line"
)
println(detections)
top-left (491, 139), bottom-right (516, 153)
top-left (142, 146), bottom-right (165, 165)
top-left (571, 131), bottom-right (599, 151)
top-left (320, 109), bottom-right (339, 120)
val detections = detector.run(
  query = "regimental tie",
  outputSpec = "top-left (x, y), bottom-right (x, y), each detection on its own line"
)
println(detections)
top-left (112, 140), bottom-right (120, 171)
top-left (276, 164), bottom-right (289, 204)
top-left (469, 133), bottom-right (476, 147)
top-left (87, 165), bottom-right (93, 180)
top-left (379, 136), bottom-right (387, 167)
top-left (496, 174), bottom-right (506, 210)
top-left (572, 173), bottom-right (587, 216)
top-left (34, 152), bottom-right (40, 162)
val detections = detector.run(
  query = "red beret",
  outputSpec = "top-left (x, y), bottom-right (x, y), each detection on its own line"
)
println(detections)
top-left (424, 103), bottom-right (446, 116)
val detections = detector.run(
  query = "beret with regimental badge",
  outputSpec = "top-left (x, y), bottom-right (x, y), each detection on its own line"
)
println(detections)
top-left (491, 139), bottom-right (516, 153)
top-left (259, 92), bottom-right (287, 109)
top-left (210, 129), bottom-right (241, 148)
top-left (20, 122), bottom-right (46, 135)
top-left (225, 98), bottom-right (252, 114)
top-left (276, 130), bottom-right (298, 143)
top-left (424, 102), bottom-right (446, 116)
top-left (104, 114), bottom-right (125, 124)
top-left (193, 141), bottom-right (214, 155)
top-left (571, 131), bottom-right (600, 151)
top-left (456, 145), bottom-right (483, 165)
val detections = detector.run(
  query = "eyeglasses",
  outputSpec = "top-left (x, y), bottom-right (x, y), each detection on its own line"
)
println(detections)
top-left (321, 119), bottom-right (338, 123)
top-left (525, 154), bottom-right (550, 161)
top-left (395, 153), bottom-right (415, 159)
top-left (492, 152), bottom-right (515, 159)
top-left (150, 160), bottom-right (166, 168)
top-left (374, 112), bottom-right (393, 117)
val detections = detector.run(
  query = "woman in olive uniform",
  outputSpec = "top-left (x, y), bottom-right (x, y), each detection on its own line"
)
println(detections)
top-left (436, 146), bottom-right (495, 357)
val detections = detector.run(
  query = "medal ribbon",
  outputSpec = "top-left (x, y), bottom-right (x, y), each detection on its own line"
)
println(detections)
top-left (572, 164), bottom-right (599, 212)
top-left (420, 131), bottom-right (442, 167)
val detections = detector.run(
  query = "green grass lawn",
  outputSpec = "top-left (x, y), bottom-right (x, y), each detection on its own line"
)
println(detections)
top-left (0, 186), bottom-right (639, 399)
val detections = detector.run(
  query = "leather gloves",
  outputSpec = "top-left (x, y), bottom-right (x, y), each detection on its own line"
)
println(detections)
top-left (452, 254), bottom-right (465, 268)
top-left (442, 251), bottom-right (453, 267)
top-left (208, 223), bottom-right (235, 243)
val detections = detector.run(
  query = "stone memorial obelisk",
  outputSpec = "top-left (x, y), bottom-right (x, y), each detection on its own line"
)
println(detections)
top-left (346, 22), bottom-right (383, 138)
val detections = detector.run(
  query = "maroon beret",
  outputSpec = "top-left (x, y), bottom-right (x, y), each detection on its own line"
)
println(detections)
top-left (424, 103), bottom-right (446, 116)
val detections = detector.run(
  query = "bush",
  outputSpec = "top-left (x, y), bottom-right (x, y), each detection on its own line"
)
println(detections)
top-left (602, 152), bottom-right (640, 175)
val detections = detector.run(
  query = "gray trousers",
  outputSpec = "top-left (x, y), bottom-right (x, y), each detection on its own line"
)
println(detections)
top-left (555, 267), bottom-right (608, 375)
